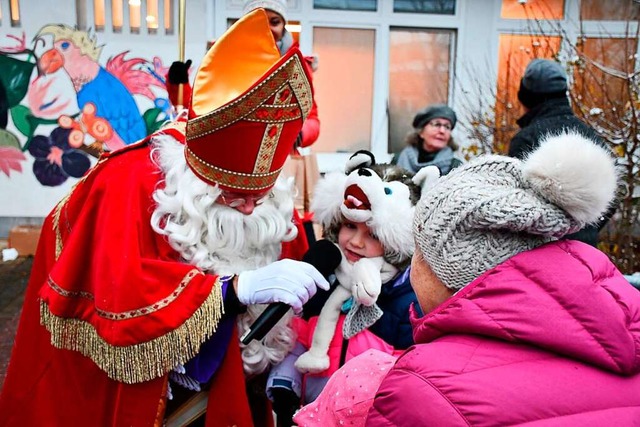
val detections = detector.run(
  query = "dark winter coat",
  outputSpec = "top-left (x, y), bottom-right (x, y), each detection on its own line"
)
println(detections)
top-left (508, 98), bottom-right (613, 246)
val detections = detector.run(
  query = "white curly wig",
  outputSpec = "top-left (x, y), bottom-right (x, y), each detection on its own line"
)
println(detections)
top-left (150, 133), bottom-right (298, 375)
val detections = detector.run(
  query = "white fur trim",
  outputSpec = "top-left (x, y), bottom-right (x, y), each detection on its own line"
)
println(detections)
top-left (523, 131), bottom-right (617, 225)
top-left (311, 171), bottom-right (347, 228)
top-left (412, 165), bottom-right (441, 199)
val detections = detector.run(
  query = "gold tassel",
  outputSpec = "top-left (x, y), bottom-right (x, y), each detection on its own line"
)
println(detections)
top-left (40, 278), bottom-right (225, 384)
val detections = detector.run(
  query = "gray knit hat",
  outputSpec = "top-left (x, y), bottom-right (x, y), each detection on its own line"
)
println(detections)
top-left (412, 104), bottom-right (457, 130)
top-left (243, 0), bottom-right (288, 21)
top-left (414, 131), bottom-right (617, 291)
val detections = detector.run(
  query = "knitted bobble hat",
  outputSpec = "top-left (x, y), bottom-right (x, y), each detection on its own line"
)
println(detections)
top-left (414, 131), bottom-right (618, 291)
top-left (243, 0), bottom-right (288, 21)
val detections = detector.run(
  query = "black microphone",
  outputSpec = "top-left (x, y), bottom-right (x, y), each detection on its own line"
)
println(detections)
top-left (240, 239), bottom-right (342, 344)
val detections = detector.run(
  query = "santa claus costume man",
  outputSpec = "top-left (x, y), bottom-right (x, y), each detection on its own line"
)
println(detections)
top-left (0, 9), bottom-right (326, 427)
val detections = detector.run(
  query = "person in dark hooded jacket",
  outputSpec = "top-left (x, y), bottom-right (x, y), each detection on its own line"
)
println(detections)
top-left (509, 58), bottom-right (614, 246)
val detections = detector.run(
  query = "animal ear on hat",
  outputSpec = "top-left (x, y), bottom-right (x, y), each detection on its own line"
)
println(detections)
top-left (345, 150), bottom-right (375, 174)
top-left (412, 165), bottom-right (441, 199)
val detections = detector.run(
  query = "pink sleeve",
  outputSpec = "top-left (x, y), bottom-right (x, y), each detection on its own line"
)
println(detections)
top-left (293, 349), bottom-right (396, 427)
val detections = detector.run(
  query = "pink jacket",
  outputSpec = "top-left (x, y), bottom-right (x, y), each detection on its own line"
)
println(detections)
top-left (367, 240), bottom-right (640, 426)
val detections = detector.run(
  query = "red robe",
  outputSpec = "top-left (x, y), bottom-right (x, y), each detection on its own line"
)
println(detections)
top-left (0, 125), bottom-right (306, 426)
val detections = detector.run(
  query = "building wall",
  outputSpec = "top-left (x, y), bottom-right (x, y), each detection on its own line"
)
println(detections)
top-left (0, 0), bottom-right (213, 236)
top-left (1, 0), bottom-right (636, 236)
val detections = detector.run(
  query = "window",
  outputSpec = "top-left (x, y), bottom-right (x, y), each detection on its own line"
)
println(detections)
top-left (312, 27), bottom-right (376, 153)
top-left (500, 0), bottom-right (564, 20)
top-left (146, 0), bottom-right (158, 34)
top-left (164, 0), bottom-right (174, 34)
top-left (388, 28), bottom-right (455, 154)
top-left (112, 0), bottom-right (123, 32)
top-left (394, 0), bottom-right (455, 15)
top-left (314, 0), bottom-right (377, 12)
top-left (94, 0), bottom-right (105, 31)
top-left (573, 37), bottom-right (637, 126)
top-left (580, 0), bottom-right (640, 20)
top-left (77, 0), bottom-right (174, 34)
top-left (3, 0), bottom-right (22, 27)
top-left (129, 0), bottom-right (141, 33)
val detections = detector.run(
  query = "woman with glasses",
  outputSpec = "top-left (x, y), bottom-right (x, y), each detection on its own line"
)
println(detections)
top-left (395, 103), bottom-right (463, 175)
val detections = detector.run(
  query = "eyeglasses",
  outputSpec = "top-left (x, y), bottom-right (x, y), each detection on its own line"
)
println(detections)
top-left (219, 191), bottom-right (271, 208)
top-left (427, 121), bottom-right (452, 131)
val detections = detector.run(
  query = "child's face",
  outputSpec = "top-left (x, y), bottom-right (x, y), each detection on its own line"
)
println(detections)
top-left (337, 220), bottom-right (384, 263)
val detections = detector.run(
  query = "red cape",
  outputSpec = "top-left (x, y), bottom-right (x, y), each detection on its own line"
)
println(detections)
top-left (0, 131), bottom-right (261, 426)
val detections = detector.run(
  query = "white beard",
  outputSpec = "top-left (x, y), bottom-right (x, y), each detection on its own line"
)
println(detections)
top-left (149, 134), bottom-right (299, 375)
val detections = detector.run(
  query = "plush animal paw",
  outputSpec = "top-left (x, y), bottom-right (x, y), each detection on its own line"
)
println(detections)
top-left (295, 351), bottom-right (330, 374)
top-left (413, 165), bottom-right (441, 199)
top-left (351, 257), bottom-right (383, 306)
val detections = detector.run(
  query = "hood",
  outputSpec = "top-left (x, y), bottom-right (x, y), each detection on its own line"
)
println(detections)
top-left (411, 240), bottom-right (640, 375)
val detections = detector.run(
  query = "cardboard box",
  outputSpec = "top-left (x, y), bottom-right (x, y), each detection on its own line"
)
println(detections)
top-left (8, 225), bottom-right (42, 256)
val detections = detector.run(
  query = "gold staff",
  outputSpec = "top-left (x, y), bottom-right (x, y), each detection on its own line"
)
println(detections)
top-left (177, 0), bottom-right (186, 111)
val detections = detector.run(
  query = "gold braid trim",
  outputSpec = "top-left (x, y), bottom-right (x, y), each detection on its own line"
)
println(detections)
top-left (40, 278), bottom-right (225, 384)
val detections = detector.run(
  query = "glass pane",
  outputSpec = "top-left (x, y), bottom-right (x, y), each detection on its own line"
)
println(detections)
top-left (394, 0), bottom-right (455, 14)
top-left (573, 37), bottom-right (637, 125)
top-left (286, 21), bottom-right (302, 44)
top-left (494, 34), bottom-right (561, 152)
top-left (388, 28), bottom-right (454, 154)
top-left (580, 0), bottom-right (639, 21)
top-left (314, 0), bottom-right (377, 12)
top-left (312, 27), bottom-right (375, 153)
top-left (112, 0), bottom-right (123, 32)
top-left (147, 0), bottom-right (158, 33)
top-left (501, 0), bottom-right (564, 20)
top-left (129, 0), bottom-right (141, 33)
top-left (164, 0), bottom-right (174, 34)
top-left (10, 0), bottom-right (20, 26)
top-left (75, 0), bottom-right (87, 30)
top-left (93, 0), bottom-right (104, 31)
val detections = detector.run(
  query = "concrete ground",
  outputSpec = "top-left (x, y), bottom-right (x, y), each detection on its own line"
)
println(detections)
top-left (0, 253), bottom-right (32, 392)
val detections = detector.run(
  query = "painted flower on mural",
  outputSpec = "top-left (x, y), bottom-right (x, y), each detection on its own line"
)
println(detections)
top-left (0, 129), bottom-right (26, 177)
top-left (28, 127), bottom-right (91, 186)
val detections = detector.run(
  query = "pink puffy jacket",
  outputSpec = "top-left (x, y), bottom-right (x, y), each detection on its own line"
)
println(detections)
top-left (367, 240), bottom-right (640, 426)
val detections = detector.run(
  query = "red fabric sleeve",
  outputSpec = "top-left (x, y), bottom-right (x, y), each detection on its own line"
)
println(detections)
top-left (300, 99), bottom-right (320, 148)
top-left (166, 78), bottom-right (193, 110)
top-left (40, 143), bottom-right (218, 347)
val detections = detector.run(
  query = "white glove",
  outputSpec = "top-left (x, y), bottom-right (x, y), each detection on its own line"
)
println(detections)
top-left (236, 259), bottom-right (330, 314)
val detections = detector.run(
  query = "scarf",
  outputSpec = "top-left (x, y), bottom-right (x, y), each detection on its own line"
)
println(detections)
top-left (276, 30), bottom-right (294, 56)
top-left (403, 145), bottom-right (456, 175)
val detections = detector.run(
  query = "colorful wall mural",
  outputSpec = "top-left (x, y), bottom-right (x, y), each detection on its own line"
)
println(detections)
top-left (0, 25), bottom-right (171, 191)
